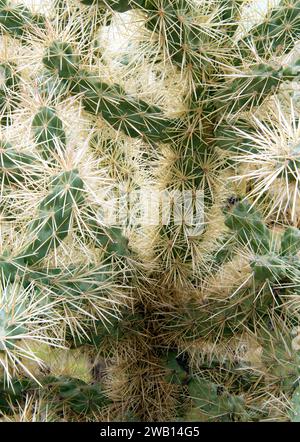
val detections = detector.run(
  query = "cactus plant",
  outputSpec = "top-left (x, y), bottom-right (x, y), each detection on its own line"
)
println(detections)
top-left (0, 0), bottom-right (299, 423)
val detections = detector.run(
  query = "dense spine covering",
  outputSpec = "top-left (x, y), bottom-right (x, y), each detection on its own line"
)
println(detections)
top-left (0, 0), bottom-right (299, 422)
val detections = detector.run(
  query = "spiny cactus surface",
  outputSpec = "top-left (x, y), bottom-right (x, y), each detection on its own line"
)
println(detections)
top-left (0, 0), bottom-right (299, 422)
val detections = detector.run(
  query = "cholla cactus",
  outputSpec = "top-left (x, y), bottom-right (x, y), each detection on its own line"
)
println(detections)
top-left (0, 0), bottom-right (299, 422)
